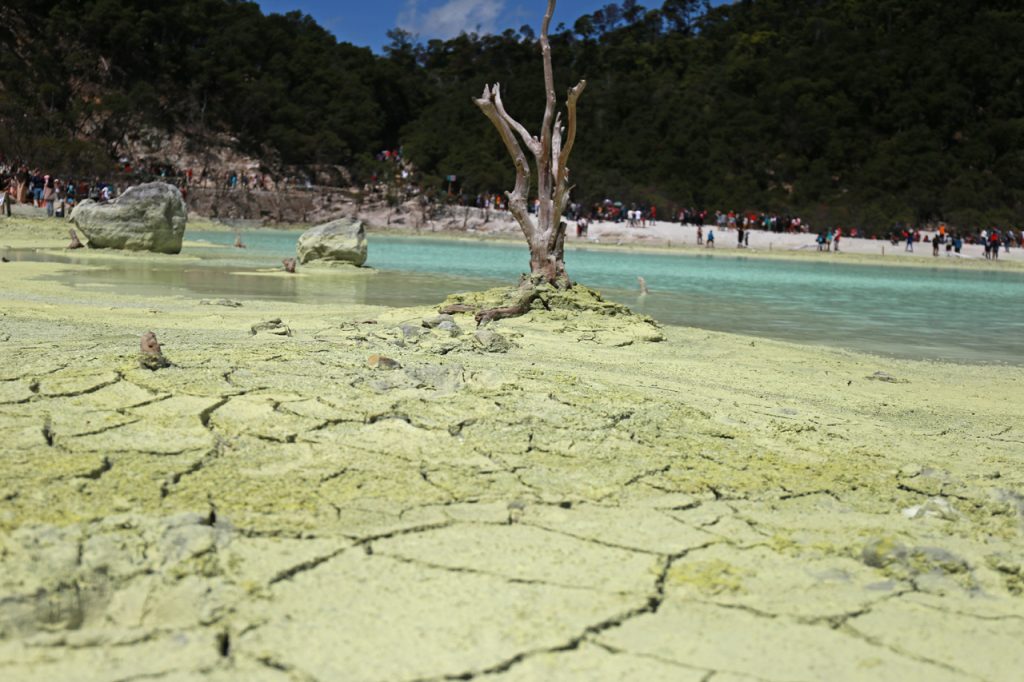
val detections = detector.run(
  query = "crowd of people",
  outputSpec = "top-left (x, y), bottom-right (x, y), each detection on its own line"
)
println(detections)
top-left (0, 153), bottom-right (337, 220)
top-left (4, 155), bottom-right (1021, 259)
top-left (888, 225), bottom-right (1021, 259)
top-left (0, 160), bottom-right (119, 218)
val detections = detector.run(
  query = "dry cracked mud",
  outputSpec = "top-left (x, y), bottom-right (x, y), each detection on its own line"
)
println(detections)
top-left (1, 225), bottom-right (1022, 681)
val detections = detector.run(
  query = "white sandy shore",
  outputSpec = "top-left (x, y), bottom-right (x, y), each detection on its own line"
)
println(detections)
top-left (573, 219), bottom-right (1024, 262)
top-left (353, 202), bottom-right (1024, 264)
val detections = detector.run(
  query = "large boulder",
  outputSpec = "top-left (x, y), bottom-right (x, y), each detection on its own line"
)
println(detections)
top-left (71, 182), bottom-right (187, 254)
top-left (296, 218), bottom-right (367, 266)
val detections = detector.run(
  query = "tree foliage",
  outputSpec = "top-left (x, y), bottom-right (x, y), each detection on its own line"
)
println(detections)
top-left (2, 0), bottom-right (1022, 229)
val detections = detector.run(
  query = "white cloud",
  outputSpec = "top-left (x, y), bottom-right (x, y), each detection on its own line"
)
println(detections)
top-left (399, 0), bottom-right (507, 40)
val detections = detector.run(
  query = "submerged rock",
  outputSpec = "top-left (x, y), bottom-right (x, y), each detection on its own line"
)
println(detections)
top-left (296, 217), bottom-right (367, 266)
top-left (71, 182), bottom-right (187, 254)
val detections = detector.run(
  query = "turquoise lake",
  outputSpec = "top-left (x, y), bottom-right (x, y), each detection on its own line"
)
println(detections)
top-left (22, 229), bottom-right (1024, 364)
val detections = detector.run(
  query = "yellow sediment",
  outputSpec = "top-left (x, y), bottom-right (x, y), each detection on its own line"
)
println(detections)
top-left (0, 215), bottom-right (1022, 680)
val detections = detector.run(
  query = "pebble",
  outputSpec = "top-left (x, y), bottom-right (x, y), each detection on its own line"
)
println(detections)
top-left (367, 354), bottom-right (401, 370)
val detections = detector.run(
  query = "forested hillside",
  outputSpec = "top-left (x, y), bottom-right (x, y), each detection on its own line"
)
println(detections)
top-left (2, 0), bottom-right (1022, 230)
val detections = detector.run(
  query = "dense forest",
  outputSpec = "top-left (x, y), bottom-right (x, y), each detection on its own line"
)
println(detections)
top-left (2, 0), bottom-right (1023, 230)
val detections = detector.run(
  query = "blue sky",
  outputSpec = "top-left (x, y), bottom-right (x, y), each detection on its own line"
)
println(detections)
top-left (255, 1), bottom-right (724, 52)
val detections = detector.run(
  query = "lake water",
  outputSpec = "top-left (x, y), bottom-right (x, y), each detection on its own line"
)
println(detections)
top-left (15, 229), bottom-right (1024, 364)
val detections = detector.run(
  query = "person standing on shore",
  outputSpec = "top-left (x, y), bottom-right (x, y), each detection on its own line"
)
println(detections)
top-left (833, 228), bottom-right (841, 252)
top-left (737, 226), bottom-right (744, 248)
top-left (707, 228), bottom-right (715, 248)
top-left (15, 165), bottom-right (29, 204)
top-left (905, 232), bottom-right (914, 252)
top-left (1, 177), bottom-right (11, 217)
top-left (42, 176), bottom-right (56, 217)
top-left (696, 225), bottom-right (703, 245)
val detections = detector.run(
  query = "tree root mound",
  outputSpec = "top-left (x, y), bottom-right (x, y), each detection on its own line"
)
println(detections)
top-left (438, 282), bottom-right (665, 346)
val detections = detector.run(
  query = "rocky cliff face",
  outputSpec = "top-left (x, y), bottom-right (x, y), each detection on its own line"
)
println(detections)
top-left (186, 188), bottom-right (357, 224)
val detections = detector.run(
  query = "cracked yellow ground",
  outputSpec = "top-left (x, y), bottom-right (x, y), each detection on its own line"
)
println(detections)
top-left (1, 219), bottom-right (1022, 681)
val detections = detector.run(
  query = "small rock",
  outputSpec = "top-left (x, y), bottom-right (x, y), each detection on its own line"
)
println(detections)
top-left (404, 364), bottom-right (463, 391)
top-left (67, 228), bottom-right (84, 249)
top-left (250, 319), bottom-right (291, 336)
top-left (902, 497), bottom-right (959, 521)
top-left (200, 299), bottom-right (243, 308)
top-left (436, 320), bottom-right (462, 337)
top-left (139, 331), bottom-right (171, 370)
top-left (422, 314), bottom-right (455, 329)
top-left (474, 329), bottom-right (512, 353)
top-left (861, 536), bottom-right (907, 568)
top-left (367, 354), bottom-right (401, 370)
top-left (399, 324), bottom-right (422, 339)
top-left (911, 546), bottom-right (969, 575)
top-left (867, 371), bottom-right (907, 383)
top-left (507, 499), bottom-right (527, 523)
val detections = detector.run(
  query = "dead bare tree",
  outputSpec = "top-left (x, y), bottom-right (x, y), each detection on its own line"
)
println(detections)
top-left (472, 0), bottom-right (585, 315)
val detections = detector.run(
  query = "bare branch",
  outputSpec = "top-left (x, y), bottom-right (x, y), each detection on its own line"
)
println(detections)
top-left (556, 80), bottom-right (587, 193)
top-left (551, 111), bottom-right (563, 187)
top-left (536, 0), bottom-right (559, 241)
top-left (539, 0), bottom-right (558, 160)
top-left (474, 86), bottom-right (534, 241)
top-left (491, 84), bottom-right (540, 158)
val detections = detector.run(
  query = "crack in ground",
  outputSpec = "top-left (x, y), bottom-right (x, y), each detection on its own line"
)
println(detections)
top-left (67, 418), bottom-right (142, 439)
top-left (267, 547), bottom-right (352, 586)
top-left (623, 464), bottom-right (672, 488)
top-left (518, 522), bottom-right (701, 557)
top-left (897, 482), bottom-right (973, 503)
top-left (839, 620), bottom-right (982, 679)
top-left (318, 467), bottom-right (349, 483)
top-left (589, 640), bottom-right (720, 678)
top-left (266, 521), bottom-right (458, 587)
top-left (907, 597), bottom-right (1024, 622)
top-left (198, 396), bottom-right (232, 429)
top-left (418, 467), bottom-right (457, 501)
top-left (377, 552), bottom-right (643, 596)
top-left (77, 456), bottom-right (113, 481)
top-left (159, 443), bottom-right (223, 498)
top-left (41, 371), bottom-right (124, 398)
top-left (777, 488), bottom-right (842, 502)
top-left (413, 549), bottom-right (690, 681)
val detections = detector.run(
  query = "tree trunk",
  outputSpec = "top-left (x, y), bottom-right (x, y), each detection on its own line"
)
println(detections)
top-left (474, 0), bottom-right (584, 290)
